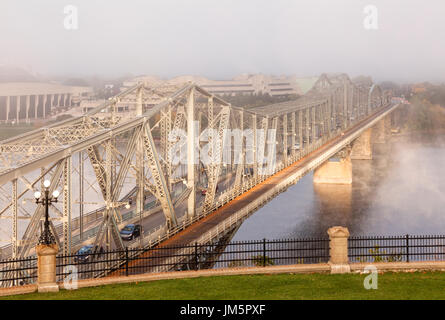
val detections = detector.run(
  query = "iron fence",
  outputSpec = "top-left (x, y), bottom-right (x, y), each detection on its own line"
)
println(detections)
top-left (4, 234), bottom-right (445, 288)
top-left (348, 235), bottom-right (445, 263)
top-left (0, 256), bottom-right (37, 287)
top-left (55, 238), bottom-right (330, 280)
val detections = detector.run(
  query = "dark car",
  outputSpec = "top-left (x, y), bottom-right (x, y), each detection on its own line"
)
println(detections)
top-left (74, 245), bottom-right (104, 263)
top-left (120, 224), bottom-right (142, 241)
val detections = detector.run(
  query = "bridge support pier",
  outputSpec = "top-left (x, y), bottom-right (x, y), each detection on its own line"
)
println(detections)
top-left (36, 244), bottom-right (59, 293)
top-left (372, 116), bottom-right (391, 144)
top-left (351, 128), bottom-right (372, 160)
top-left (313, 155), bottom-right (352, 185)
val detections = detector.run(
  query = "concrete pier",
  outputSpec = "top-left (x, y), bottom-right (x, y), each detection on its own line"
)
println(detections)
top-left (351, 127), bottom-right (372, 160)
top-left (313, 157), bottom-right (352, 185)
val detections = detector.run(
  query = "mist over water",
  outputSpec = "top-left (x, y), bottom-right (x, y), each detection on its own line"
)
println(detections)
top-left (231, 133), bottom-right (445, 240)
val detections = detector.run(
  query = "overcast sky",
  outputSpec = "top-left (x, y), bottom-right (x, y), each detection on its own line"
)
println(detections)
top-left (0, 0), bottom-right (444, 83)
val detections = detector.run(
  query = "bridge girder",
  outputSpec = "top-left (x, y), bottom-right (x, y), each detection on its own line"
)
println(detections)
top-left (0, 74), bottom-right (393, 259)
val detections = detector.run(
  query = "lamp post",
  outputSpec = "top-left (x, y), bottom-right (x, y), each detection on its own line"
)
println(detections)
top-left (34, 179), bottom-right (60, 245)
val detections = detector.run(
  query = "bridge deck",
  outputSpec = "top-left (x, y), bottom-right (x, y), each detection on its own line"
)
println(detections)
top-left (111, 104), bottom-right (395, 275)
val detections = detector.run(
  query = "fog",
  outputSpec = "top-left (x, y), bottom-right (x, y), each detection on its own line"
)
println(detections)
top-left (228, 133), bottom-right (445, 240)
top-left (0, 0), bottom-right (444, 82)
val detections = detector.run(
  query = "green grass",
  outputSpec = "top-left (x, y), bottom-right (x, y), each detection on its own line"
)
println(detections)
top-left (0, 124), bottom-right (35, 141)
top-left (3, 272), bottom-right (445, 300)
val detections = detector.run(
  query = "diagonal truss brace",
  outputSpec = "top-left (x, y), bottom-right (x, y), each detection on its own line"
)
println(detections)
top-left (142, 121), bottom-right (177, 228)
top-left (203, 106), bottom-right (231, 210)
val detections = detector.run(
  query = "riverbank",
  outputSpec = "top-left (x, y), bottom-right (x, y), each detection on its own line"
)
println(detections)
top-left (3, 272), bottom-right (445, 300)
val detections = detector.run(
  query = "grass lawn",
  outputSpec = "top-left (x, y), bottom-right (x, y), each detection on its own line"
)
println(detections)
top-left (0, 124), bottom-right (35, 140)
top-left (3, 272), bottom-right (445, 300)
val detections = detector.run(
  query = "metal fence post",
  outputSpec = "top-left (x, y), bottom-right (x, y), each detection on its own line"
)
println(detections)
top-left (125, 247), bottom-right (129, 276)
top-left (194, 242), bottom-right (199, 270)
top-left (263, 238), bottom-right (266, 267)
top-left (406, 234), bottom-right (410, 263)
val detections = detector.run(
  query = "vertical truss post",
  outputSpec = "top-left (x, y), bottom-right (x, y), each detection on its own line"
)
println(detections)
top-left (207, 96), bottom-right (214, 192)
top-left (252, 114), bottom-right (257, 183)
top-left (63, 157), bottom-right (72, 255)
top-left (12, 179), bottom-right (18, 258)
top-left (234, 109), bottom-right (244, 190)
top-left (79, 151), bottom-right (84, 240)
top-left (105, 140), bottom-right (112, 251)
top-left (328, 95), bottom-right (333, 135)
top-left (136, 86), bottom-right (143, 116)
top-left (40, 167), bottom-right (45, 234)
top-left (283, 114), bottom-right (288, 166)
top-left (298, 110), bottom-right (303, 154)
top-left (343, 81), bottom-right (348, 129)
top-left (161, 105), bottom-right (172, 189)
top-left (257, 117), bottom-right (268, 176)
top-left (291, 112), bottom-right (296, 159)
top-left (305, 108), bottom-right (310, 146)
top-left (136, 127), bottom-right (144, 222)
top-left (187, 87), bottom-right (196, 217)
top-left (311, 106), bottom-right (316, 142)
top-left (266, 117), bottom-right (278, 175)
top-left (322, 102), bottom-right (328, 137)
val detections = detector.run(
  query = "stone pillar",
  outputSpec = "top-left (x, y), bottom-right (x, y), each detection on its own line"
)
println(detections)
top-left (34, 95), bottom-right (39, 119)
top-left (42, 95), bottom-right (48, 119)
top-left (313, 156), bottom-right (352, 184)
top-left (49, 94), bottom-right (54, 115)
top-left (16, 96), bottom-right (21, 123)
top-left (5, 96), bottom-right (10, 122)
top-left (327, 226), bottom-right (350, 274)
top-left (25, 95), bottom-right (30, 123)
top-left (36, 244), bottom-right (59, 292)
top-left (351, 128), bottom-right (372, 160)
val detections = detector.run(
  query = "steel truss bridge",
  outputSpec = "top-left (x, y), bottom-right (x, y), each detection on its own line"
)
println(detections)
top-left (0, 73), bottom-right (393, 263)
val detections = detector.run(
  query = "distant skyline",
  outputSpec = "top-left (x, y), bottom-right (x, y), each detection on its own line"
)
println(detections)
top-left (1, 0), bottom-right (444, 83)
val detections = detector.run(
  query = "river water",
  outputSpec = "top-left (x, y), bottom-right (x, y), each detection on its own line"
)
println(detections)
top-left (231, 133), bottom-right (445, 240)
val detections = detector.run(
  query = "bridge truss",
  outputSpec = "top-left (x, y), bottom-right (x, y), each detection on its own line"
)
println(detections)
top-left (0, 73), bottom-right (391, 260)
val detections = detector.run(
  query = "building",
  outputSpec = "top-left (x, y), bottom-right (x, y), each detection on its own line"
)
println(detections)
top-left (123, 74), bottom-right (319, 97)
top-left (118, 74), bottom-right (319, 113)
top-left (0, 82), bottom-right (93, 123)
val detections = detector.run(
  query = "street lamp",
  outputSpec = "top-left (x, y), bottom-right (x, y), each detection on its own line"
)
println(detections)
top-left (34, 179), bottom-right (60, 245)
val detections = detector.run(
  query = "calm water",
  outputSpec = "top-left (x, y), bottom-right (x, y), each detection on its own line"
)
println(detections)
top-left (231, 133), bottom-right (445, 240)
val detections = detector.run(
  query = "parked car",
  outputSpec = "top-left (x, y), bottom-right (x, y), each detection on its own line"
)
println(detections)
top-left (120, 224), bottom-right (142, 241)
top-left (74, 245), bottom-right (104, 263)
top-left (292, 143), bottom-right (300, 150)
